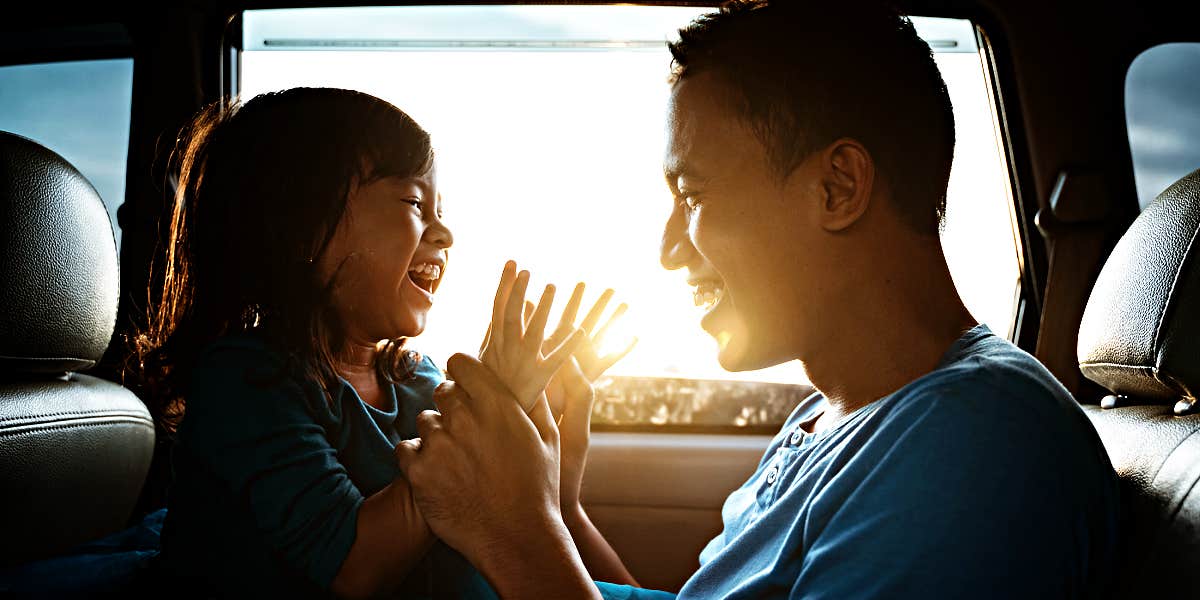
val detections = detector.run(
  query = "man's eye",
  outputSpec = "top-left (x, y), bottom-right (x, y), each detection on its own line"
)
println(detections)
top-left (401, 198), bottom-right (422, 209)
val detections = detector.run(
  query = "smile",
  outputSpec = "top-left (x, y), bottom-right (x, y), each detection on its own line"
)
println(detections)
top-left (691, 279), bottom-right (725, 312)
top-left (407, 262), bottom-right (443, 295)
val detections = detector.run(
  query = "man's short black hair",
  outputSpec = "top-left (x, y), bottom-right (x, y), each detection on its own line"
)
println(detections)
top-left (669, 0), bottom-right (955, 234)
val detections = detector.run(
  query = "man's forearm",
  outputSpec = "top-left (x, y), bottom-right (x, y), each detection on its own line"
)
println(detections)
top-left (477, 516), bottom-right (605, 600)
top-left (564, 503), bottom-right (639, 587)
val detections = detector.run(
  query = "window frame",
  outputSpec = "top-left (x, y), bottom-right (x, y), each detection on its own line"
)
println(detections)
top-left (0, 22), bottom-right (133, 68)
top-left (221, 3), bottom-right (1033, 435)
top-left (0, 21), bottom-right (136, 243)
top-left (1124, 42), bottom-right (1200, 210)
top-left (965, 14), bottom-right (1043, 352)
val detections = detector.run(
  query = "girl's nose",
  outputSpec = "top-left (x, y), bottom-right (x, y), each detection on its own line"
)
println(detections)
top-left (427, 217), bottom-right (454, 249)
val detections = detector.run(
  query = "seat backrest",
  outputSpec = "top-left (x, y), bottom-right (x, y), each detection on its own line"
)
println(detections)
top-left (1077, 168), bottom-right (1200, 596)
top-left (0, 131), bottom-right (154, 566)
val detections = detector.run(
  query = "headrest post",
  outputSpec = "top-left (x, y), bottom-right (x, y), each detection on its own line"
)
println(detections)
top-left (1100, 395), bottom-right (1129, 410)
top-left (1174, 397), bottom-right (1199, 417)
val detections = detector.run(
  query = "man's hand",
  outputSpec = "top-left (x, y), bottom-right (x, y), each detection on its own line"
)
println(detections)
top-left (395, 354), bottom-right (600, 600)
top-left (541, 282), bottom-right (637, 509)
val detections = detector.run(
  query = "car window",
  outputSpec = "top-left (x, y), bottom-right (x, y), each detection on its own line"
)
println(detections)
top-left (237, 6), bottom-right (1019, 431)
top-left (0, 58), bottom-right (133, 249)
top-left (1126, 43), bottom-right (1200, 209)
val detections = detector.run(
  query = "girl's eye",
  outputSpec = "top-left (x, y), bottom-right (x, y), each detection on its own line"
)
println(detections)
top-left (401, 198), bottom-right (422, 210)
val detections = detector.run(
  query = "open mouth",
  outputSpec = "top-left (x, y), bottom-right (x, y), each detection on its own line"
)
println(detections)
top-left (691, 279), bottom-right (725, 312)
top-left (407, 262), bottom-right (443, 295)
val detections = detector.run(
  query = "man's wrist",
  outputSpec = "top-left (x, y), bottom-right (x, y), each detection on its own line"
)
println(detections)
top-left (477, 516), bottom-right (597, 600)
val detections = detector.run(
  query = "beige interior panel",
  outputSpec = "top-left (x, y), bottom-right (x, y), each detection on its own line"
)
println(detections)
top-left (582, 432), bottom-right (774, 591)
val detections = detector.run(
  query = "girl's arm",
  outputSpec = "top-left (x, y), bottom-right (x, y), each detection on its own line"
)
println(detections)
top-left (331, 479), bottom-right (433, 599)
top-left (542, 283), bottom-right (639, 586)
top-left (181, 340), bottom-right (436, 599)
top-left (564, 504), bottom-right (639, 586)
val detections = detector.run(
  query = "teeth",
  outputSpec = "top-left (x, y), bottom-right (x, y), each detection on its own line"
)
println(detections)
top-left (408, 263), bottom-right (441, 281)
top-left (692, 283), bottom-right (723, 310)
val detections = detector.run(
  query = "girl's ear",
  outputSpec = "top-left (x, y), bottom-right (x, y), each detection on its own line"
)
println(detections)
top-left (816, 138), bottom-right (875, 232)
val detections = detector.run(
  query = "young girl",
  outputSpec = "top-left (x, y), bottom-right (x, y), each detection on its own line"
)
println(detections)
top-left (135, 87), bottom-right (632, 598)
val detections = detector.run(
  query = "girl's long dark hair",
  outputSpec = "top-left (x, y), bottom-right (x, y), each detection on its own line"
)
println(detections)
top-left (131, 88), bottom-right (434, 434)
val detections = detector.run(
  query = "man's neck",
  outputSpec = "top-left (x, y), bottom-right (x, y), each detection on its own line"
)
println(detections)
top-left (804, 247), bottom-right (977, 432)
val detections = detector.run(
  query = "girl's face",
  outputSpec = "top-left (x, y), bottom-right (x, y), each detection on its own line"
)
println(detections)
top-left (317, 164), bottom-right (453, 346)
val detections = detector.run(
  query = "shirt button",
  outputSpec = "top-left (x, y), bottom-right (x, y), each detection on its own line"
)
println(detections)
top-left (790, 430), bottom-right (803, 445)
top-left (765, 465), bottom-right (779, 485)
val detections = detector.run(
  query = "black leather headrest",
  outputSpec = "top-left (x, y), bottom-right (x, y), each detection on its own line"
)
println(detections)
top-left (1078, 168), bottom-right (1200, 403)
top-left (0, 132), bottom-right (119, 374)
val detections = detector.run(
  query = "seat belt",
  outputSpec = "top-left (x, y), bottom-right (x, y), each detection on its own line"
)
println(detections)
top-left (1034, 170), bottom-right (1113, 398)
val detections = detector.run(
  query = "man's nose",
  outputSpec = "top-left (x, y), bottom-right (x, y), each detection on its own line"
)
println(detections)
top-left (660, 205), bottom-right (697, 271)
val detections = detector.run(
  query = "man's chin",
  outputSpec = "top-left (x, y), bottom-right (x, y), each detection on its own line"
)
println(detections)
top-left (713, 327), bottom-right (793, 372)
top-left (703, 301), bottom-right (791, 371)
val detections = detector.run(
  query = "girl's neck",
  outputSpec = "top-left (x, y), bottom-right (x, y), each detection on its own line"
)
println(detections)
top-left (335, 340), bottom-right (388, 410)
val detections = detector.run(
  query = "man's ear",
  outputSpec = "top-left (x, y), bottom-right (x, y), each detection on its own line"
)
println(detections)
top-left (817, 138), bottom-right (874, 232)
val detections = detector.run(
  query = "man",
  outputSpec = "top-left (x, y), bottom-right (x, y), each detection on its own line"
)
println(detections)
top-left (395, 1), bottom-right (1120, 598)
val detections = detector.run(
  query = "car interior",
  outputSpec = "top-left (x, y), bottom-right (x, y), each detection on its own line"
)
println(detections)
top-left (1, 0), bottom-right (1199, 596)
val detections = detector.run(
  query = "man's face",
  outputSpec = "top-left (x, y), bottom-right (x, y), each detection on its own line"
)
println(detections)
top-left (661, 72), bottom-right (829, 371)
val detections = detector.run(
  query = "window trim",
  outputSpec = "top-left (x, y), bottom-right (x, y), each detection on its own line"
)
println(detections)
top-left (963, 11), bottom-right (1044, 353)
top-left (0, 22), bottom-right (133, 68)
top-left (222, 3), bottom-right (1032, 434)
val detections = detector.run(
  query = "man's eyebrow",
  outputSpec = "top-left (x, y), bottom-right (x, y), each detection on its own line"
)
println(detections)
top-left (663, 161), bottom-right (701, 184)
top-left (664, 168), bottom-right (712, 191)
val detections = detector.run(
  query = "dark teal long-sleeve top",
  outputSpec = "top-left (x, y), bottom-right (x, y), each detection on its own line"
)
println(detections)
top-left (158, 333), bottom-right (496, 598)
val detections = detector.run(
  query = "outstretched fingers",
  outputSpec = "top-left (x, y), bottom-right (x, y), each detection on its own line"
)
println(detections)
top-left (524, 284), bottom-right (556, 360)
top-left (547, 282), bottom-right (586, 349)
top-left (592, 302), bottom-right (628, 347)
top-left (502, 270), bottom-right (531, 358)
top-left (578, 288), bottom-right (614, 335)
top-left (481, 261), bottom-right (518, 365)
top-left (539, 328), bottom-right (587, 385)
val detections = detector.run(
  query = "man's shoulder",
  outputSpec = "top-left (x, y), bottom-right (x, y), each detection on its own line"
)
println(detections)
top-left (805, 332), bottom-right (1114, 508)
top-left (889, 332), bottom-right (1078, 423)
top-left (756, 337), bottom-right (1119, 600)
top-left (848, 332), bottom-right (1111, 485)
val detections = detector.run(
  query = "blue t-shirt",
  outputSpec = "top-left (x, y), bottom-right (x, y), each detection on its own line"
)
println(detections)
top-left (602, 324), bottom-right (1119, 599)
top-left (158, 334), bottom-right (496, 599)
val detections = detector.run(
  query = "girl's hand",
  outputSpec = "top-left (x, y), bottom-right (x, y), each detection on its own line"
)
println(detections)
top-left (545, 283), bottom-right (638, 387)
top-left (478, 261), bottom-right (584, 413)
top-left (542, 283), bottom-right (638, 509)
